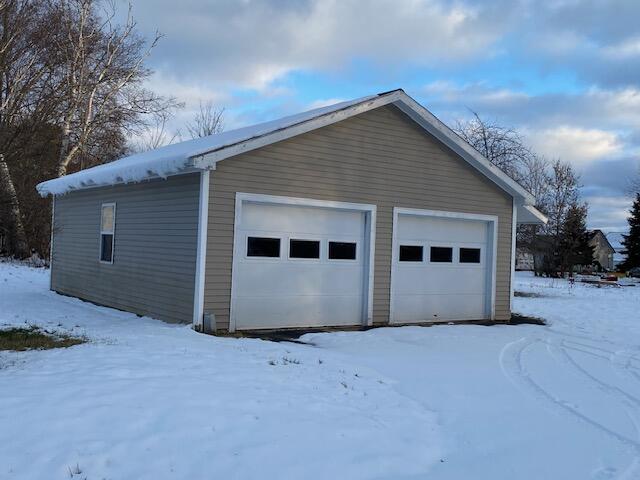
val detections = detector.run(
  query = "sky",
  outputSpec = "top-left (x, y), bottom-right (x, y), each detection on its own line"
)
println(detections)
top-left (119, 0), bottom-right (639, 232)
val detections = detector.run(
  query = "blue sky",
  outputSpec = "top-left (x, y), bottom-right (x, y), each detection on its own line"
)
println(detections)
top-left (122, 0), bottom-right (640, 232)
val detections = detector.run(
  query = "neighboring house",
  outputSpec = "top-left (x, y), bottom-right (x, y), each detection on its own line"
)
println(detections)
top-left (588, 229), bottom-right (616, 271)
top-left (37, 89), bottom-right (546, 332)
top-left (515, 248), bottom-right (534, 271)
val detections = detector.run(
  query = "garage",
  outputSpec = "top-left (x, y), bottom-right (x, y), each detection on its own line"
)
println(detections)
top-left (390, 208), bottom-right (497, 324)
top-left (230, 194), bottom-right (376, 330)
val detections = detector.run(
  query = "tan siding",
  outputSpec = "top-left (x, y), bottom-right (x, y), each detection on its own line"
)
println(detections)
top-left (204, 105), bottom-right (513, 330)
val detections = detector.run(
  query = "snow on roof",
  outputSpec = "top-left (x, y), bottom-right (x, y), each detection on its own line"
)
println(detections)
top-left (37, 94), bottom-right (378, 196)
top-left (36, 88), bottom-right (541, 219)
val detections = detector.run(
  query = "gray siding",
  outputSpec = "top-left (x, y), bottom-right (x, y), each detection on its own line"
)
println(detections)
top-left (51, 173), bottom-right (200, 323)
top-left (204, 104), bottom-right (514, 331)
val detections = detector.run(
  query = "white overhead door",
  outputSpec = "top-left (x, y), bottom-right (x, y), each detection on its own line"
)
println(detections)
top-left (231, 198), bottom-right (370, 330)
top-left (391, 210), bottom-right (496, 323)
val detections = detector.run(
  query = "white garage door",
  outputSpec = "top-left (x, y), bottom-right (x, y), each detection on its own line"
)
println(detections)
top-left (391, 210), bottom-right (495, 323)
top-left (231, 199), bottom-right (370, 330)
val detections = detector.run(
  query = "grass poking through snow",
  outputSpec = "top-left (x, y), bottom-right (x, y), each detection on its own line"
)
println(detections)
top-left (0, 326), bottom-right (86, 351)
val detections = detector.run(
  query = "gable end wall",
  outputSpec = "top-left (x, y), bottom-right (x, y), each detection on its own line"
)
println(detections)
top-left (204, 104), bottom-right (514, 330)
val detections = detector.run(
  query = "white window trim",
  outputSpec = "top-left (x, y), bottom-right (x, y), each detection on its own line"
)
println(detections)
top-left (244, 235), bottom-right (283, 260)
top-left (99, 202), bottom-right (116, 265)
top-left (327, 240), bottom-right (359, 262)
top-left (230, 192), bottom-right (377, 332)
top-left (390, 207), bottom-right (498, 324)
top-left (287, 237), bottom-right (322, 262)
top-left (398, 243), bottom-right (425, 264)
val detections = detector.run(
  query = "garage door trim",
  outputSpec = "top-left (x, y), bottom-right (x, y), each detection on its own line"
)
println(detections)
top-left (229, 192), bottom-right (377, 332)
top-left (389, 207), bottom-right (498, 324)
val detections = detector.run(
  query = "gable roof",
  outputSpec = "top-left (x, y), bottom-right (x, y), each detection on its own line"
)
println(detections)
top-left (589, 230), bottom-right (616, 252)
top-left (36, 89), bottom-right (546, 223)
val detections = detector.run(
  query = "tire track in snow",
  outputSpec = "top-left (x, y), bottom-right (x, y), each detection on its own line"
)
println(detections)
top-left (611, 350), bottom-right (640, 386)
top-left (500, 336), bottom-right (640, 471)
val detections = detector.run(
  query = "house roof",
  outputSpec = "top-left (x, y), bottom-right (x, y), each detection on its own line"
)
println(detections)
top-left (589, 229), bottom-right (616, 253)
top-left (36, 89), bottom-right (546, 224)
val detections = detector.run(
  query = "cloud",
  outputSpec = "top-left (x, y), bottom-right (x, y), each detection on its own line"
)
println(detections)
top-left (125, 0), bottom-right (513, 91)
top-left (526, 127), bottom-right (622, 165)
top-left (583, 195), bottom-right (633, 231)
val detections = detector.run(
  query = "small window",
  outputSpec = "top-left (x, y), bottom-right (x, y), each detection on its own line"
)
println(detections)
top-left (328, 241), bottom-right (357, 260)
top-left (430, 246), bottom-right (452, 263)
top-left (289, 239), bottom-right (320, 259)
top-left (460, 247), bottom-right (481, 263)
top-left (100, 203), bottom-right (116, 263)
top-left (247, 237), bottom-right (280, 257)
top-left (399, 245), bottom-right (423, 262)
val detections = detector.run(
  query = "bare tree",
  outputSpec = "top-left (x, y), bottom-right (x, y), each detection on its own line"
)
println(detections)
top-left (131, 111), bottom-right (180, 152)
top-left (454, 111), bottom-right (533, 182)
top-left (0, 0), bottom-right (53, 257)
top-left (51, 0), bottom-right (180, 176)
top-left (185, 100), bottom-right (224, 139)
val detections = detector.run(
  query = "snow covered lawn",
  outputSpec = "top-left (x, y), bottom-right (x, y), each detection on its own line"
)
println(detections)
top-left (1, 265), bottom-right (639, 479)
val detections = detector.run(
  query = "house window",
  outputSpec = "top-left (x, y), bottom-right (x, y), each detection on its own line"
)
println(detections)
top-left (399, 245), bottom-right (423, 262)
top-left (247, 237), bottom-right (280, 257)
top-left (430, 246), bottom-right (452, 263)
top-left (459, 248), bottom-right (481, 264)
top-left (100, 203), bottom-right (116, 263)
top-left (289, 239), bottom-right (320, 259)
top-left (328, 241), bottom-right (357, 260)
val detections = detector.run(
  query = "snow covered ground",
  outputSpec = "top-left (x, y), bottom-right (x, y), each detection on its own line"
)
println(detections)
top-left (1, 264), bottom-right (639, 479)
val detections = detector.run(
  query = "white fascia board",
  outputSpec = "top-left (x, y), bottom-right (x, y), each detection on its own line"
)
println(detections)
top-left (189, 92), bottom-right (403, 168)
top-left (391, 95), bottom-right (536, 205)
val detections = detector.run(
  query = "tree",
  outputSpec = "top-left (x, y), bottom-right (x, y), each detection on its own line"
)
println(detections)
top-left (558, 203), bottom-right (593, 275)
top-left (454, 111), bottom-right (534, 182)
top-left (533, 160), bottom-right (582, 276)
top-left (0, 0), bottom-right (53, 257)
top-left (185, 101), bottom-right (224, 139)
top-left (0, 0), bottom-right (179, 258)
top-left (50, 0), bottom-right (180, 176)
top-left (620, 193), bottom-right (640, 270)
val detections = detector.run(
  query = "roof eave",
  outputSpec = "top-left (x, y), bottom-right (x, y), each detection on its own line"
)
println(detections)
top-left (189, 90), bottom-right (405, 169)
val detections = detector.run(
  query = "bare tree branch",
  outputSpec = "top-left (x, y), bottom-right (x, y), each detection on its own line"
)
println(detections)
top-left (186, 101), bottom-right (224, 139)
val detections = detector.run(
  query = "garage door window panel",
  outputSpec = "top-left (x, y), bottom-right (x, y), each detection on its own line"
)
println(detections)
top-left (430, 246), bottom-right (453, 263)
top-left (329, 241), bottom-right (357, 260)
top-left (460, 247), bottom-right (481, 264)
top-left (289, 239), bottom-right (320, 259)
top-left (399, 245), bottom-right (423, 262)
top-left (247, 236), bottom-right (281, 258)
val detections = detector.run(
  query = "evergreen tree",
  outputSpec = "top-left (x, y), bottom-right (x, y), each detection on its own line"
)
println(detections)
top-left (620, 193), bottom-right (640, 270)
top-left (558, 203), bottom-right (593, 274)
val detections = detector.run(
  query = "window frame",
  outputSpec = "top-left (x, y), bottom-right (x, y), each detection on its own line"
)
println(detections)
top-left (327, 240), bottom-right (358, 261)
top-left (459, 246), bottom-right (482, 264)
top-left (399, 244), bottom-right (424, 263)
top-left (288, 238), bottom-right (322, 261)
top-left (429, 245), bottom-right (454, 263)
top-left (245, 235), bottom-right (282, 259)
top-left (99, 202), bottom-right (116, 264)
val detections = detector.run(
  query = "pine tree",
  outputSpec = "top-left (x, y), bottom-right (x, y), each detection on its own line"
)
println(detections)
top-left (620, 193), bottom-right (640, 270)
top-left (558, 203), bottom-right (593, 274)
